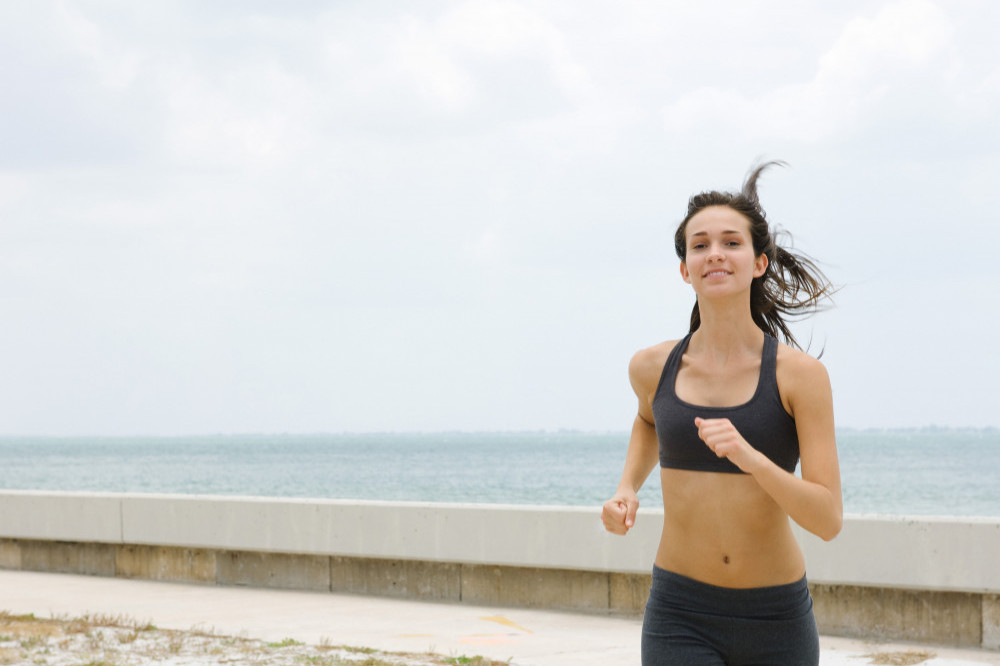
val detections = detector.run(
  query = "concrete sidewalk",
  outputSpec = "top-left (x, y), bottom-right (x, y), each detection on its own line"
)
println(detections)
top-left (1, 570), bottom-right (996, 665)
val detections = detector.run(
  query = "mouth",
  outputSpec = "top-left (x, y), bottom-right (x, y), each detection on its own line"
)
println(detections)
top-left (703, 270), bottom-right (731, 278)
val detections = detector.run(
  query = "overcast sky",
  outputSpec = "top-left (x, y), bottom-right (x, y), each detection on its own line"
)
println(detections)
top-left (1, 0), bottom-right (998, 436)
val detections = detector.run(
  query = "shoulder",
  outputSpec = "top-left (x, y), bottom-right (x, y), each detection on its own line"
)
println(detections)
top-left (628, 340), bottom-right (679, 396)
top-left (774, 341), bottom-right (832, 416)
top-left (775, 342), bottom-right (830, 383)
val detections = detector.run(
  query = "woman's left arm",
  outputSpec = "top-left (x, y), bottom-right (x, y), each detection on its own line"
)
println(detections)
top-left (696, 353), bottom-right (843, 541)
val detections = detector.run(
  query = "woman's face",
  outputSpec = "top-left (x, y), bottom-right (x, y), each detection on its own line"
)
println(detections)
top-left (680, 205), bottom-right (767, 295)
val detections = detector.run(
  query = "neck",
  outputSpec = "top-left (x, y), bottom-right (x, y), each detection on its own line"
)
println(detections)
top-left (690, 297), bottom-right (763, 353)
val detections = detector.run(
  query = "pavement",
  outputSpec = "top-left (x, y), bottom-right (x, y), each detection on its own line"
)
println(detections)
top-left (1, 569), bottom-right (997, 665)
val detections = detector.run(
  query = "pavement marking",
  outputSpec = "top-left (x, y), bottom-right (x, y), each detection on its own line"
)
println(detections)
top-left (479, 616), bottom-right (533, 634)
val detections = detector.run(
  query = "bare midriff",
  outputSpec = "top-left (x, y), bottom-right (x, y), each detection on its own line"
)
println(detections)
top-left (655, 468), bottom-right (805, 588)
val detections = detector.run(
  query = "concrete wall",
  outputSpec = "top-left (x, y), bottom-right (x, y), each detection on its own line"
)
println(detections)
top-left (1, 490), bottom-right (998, 649)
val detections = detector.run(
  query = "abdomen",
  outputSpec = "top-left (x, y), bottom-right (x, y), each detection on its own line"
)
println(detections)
top-left (654, 468), bottom-right (805, 588)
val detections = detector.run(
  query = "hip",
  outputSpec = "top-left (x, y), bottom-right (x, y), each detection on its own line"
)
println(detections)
top-left (646, 565), bottom-right (813, 620)
top-left (641, 566), bottom-right (819, 665)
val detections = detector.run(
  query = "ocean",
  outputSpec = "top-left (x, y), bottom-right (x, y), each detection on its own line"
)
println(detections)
top-left (1, 429), bottom-right (997, 518)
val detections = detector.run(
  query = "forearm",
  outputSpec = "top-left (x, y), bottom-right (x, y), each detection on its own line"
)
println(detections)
top-left (748, 452), bottom-right (843, 541)
top-left (617, 415), bottom-right (660, 494)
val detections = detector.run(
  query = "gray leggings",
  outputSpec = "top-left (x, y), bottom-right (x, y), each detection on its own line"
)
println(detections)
top-left (641, 566), bottom-right (819, 665)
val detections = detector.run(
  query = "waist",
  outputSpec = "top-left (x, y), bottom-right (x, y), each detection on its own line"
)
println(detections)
top-left (647, 565), bottom-right (813, 620)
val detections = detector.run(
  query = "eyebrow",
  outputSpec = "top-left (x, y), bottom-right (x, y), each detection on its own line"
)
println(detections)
top-left (689, 230), bottom-right (745, 237)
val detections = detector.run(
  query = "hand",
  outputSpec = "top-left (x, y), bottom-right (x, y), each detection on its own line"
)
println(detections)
top-left (601, 491), bottom-right (639, 535)
top-left (694, 417), bottom-right (762, 473)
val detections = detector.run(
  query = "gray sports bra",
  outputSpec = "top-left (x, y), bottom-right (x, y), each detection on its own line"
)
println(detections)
top-left (651, 332), bottom-right (799, 474)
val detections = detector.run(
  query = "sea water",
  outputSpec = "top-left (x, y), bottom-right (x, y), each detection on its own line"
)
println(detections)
top-left (0, 429), bottom-right (997, 517)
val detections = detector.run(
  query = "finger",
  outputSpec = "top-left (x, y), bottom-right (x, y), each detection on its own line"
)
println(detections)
top-left (695, 417), bottom-right (732, 427)
top-left (624, 499), bottom-right (638, 528)
top-left (602, 500), bottom-right (626, 526)
top-left (695, 422), bottom-right (724, 443)
top-left (600, 512), bottom-right (618, 533)
top-left (696, 419), bottom-right (733, 439)
top-left (602, 511), bottom-right (626, 534)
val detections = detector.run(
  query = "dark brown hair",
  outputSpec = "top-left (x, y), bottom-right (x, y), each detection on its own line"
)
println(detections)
top-left (673, 161), bottom-right (835, 349)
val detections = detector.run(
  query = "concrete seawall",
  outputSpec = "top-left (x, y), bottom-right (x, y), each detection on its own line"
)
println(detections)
top-left (1, 490), bottom-right (997, 649)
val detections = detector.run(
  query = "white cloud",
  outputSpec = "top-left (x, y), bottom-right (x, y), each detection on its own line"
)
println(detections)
top-left (389, 0), bottom-right (592, 119)
top-left (2, 1), bottom-right (1000, 433)
top-left (438, 0), bottom-right (551, 56)
top-left (53, 1), bottom-right (144, 89)
top-left (819, 0), bottom-right (953, 75)
top-left (661, 0), bottom-right (958, 144)
top-left (438, 0), bottom-right (590, 95)
top-left (397, 18), bottom-right (476, 112)
top-left (162, 58), bottom-right (314, 167)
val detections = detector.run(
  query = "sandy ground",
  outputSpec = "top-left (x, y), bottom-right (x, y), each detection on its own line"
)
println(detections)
top-left (3, 611), bottom-right (998, 666)
top-left (0, 611), bottom-right (507, 665)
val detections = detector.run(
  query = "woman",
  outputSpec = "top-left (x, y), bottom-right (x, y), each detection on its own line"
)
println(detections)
top-left (602, 161), bottom-right (841, 665)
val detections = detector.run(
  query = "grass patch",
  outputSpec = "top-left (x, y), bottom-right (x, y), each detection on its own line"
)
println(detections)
top-left (1, 611), bottom-right (518, 666)
top-left (863, 650), bottom-right (936, 665)
top-left (0, 612), bottom-right (35, 623)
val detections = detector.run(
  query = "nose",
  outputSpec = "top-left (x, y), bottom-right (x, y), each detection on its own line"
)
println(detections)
top-left (707, 244), bottom-right (725, 262)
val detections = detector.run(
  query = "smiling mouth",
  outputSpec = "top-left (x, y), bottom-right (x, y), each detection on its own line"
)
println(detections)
top-left (703, 270), bottom-right (730, 278)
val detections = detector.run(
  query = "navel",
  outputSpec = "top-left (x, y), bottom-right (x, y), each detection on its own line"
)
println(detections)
top-left (722, 555), bottom-right (730, 565)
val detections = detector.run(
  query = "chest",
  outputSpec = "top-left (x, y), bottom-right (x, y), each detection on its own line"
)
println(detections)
top-left (673, 355), bottom-right (762, 407)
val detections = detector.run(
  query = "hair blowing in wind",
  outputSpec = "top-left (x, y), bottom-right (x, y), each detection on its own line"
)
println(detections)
top-left (673, 161), bottom-right (836, 350)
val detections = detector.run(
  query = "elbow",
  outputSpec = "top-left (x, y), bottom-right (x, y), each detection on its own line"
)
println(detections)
top-left (820, 513), bottom-right (843, 542)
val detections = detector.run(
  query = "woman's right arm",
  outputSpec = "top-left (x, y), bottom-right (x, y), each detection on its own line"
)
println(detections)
top-left (601, 347), bottom-right (664, 535)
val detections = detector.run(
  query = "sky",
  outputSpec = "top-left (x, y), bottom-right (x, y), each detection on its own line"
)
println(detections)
top-left (1, 0), bottom-right (999, 436)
